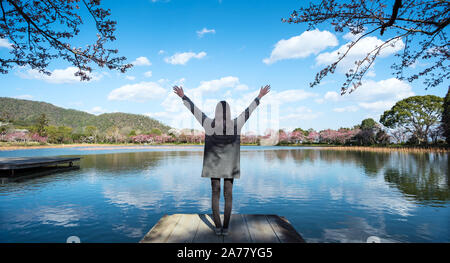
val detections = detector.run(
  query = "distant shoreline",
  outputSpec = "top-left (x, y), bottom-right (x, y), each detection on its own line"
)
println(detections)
top-left (1, 142), bottom-right (448, 153)
top-left (0, 143), bottom-right (204, 151)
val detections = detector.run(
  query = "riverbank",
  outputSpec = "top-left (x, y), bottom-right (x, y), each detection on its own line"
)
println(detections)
top-left (314, 145), bottom-right (449, 153)
top-left (1, 142), bottom-right (448, 152)
top-left (0, 142), bottom-right (204, 151)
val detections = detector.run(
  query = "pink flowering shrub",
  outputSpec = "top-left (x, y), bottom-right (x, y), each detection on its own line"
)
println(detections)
top-left (1, 131), bottom-right (28, 142)
top-left (131, 134), bottom-right (154, 144)
top-left (30, 133), bottom-right (48, 143)
top-left (290, 131), bottom-right (305, 144)
top-left (306, 131), bottom-right (320, 143)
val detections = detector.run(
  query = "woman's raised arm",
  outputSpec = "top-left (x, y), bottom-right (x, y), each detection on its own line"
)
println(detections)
top-left (236, 85), bottom-right (270, 129)
top-left (173, 86), bottom-right (209, 126)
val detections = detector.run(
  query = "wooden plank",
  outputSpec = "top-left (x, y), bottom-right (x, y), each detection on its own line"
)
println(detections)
top-left (192, 214), bottom-right (223, 243)
top-left (140, 214), bottom-right (306, 243)
top-left (140, 214), bottom-right (182, 243)
top-left (244, 214), bottom-right (280, 243)
top-left (266, 215), bottom-right (305, 243)
top-left (165, 214), bottom-right (200, 243)
top-left (223, 214), bottom-right (252, 243)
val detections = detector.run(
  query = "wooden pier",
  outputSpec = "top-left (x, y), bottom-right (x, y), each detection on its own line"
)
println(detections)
top-left (140, 214), bottom-right (305, 243)
top-left (0, 156), bottom-right (81, 182)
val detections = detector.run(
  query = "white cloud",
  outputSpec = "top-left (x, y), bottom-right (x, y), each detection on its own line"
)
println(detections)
top-left (324, 91), bottom-right (340, 102)
top-left (366, 70), bottom-right (376, 77)
top-left (342, 31), bottom-right (363, 41)
top-left (158, 50), bottom-right (166, 55)
top-left (315, 98), bottom-right (324, 104)
top-left (144, 111), bottom-right (172, 118)
top-left (125, 76), bottom-right (136, 81)
top-left (323, 78), bottom-right (414, 112)
top-left (263, 29), bottom-right (338, 64)
top-left (235, 84), bottom-right (248, 91)
top-left (18, 67), bottom-right (102, 84)
top-left (132, 56), bottom-right (152, 66)
top-left (280, 106), bottom-right (321, 121)
top-left (195, 76), bottom-right (243, 93)
top-left (158, 78), bottom-right (169, 84)
top-left (358, 101), bottom-right (394, 111)
top-left (269, 89), bottom-right (318, 103)
top-left (197, 28), bottom-right (216, 38)
top-left (174, 77), bottom-right (186, 86)
top-left (144, 71), bottom-right (152, 77)
top-left (15, 94), bottom-right (33, 100)
top-left (333, 106), bottom-right (359, 112)
top-left (88, 106), bottom-right (109, 115)
top-left (148, 75), bottom-right (318, 133)
top-left (108, 81), bottom-right (166, 102)
top-left (0, 38), bottom-right (12, 49)
top-left (164, 51), bottom-right (206, 65)
top-left (351, 78), bottom-right (414, 104)
top-left (316, 36), bottom-right (404, 72)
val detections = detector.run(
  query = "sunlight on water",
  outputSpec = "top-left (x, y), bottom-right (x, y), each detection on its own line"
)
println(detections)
top-left (0, 146), bottom-right (448, 243)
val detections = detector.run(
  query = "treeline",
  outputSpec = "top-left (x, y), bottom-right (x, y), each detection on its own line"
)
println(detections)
top-left (277, 119), bottom-right (393, 146)
top-left (0, 93), bottom-right (448, 146)
top-left (0, 97), bottom-right (171, 134)
top-left (279, 93), bottom-right (448, 146)
top-left (0, 113), bottom-right (173, 144)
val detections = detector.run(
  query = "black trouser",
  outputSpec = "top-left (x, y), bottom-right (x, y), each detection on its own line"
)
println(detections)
top-left (211, 178), bottom-right (234, 229)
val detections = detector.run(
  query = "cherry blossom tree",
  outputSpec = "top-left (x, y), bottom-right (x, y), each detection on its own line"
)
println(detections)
top-left (0, 0), bottom-right (132, 80)
top-left (284, 0), bottom-right (449, 93)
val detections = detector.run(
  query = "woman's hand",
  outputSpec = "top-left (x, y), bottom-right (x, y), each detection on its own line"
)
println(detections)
top-left (173, 86), bottom-right (184, 98)
top-left (257, 85), bottom-right (270, 99)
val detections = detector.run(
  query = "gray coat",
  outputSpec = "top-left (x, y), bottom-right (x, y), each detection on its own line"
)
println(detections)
top-left (182, 95), bottom-right (260, 179)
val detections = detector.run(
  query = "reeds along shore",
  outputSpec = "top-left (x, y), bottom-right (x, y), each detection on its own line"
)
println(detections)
top-left (316, 146), bottom-right (450, 153)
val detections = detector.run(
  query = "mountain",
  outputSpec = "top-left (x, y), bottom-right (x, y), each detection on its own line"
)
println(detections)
top-left (0, 97), bottom-right (171, 133)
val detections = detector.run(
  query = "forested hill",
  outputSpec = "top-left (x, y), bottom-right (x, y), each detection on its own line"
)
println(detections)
top-left (0, 97), bottom-right (171, 133)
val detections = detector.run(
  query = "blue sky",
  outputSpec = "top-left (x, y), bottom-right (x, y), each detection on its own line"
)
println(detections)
top-left (0, 0), bottom-right (447, 134)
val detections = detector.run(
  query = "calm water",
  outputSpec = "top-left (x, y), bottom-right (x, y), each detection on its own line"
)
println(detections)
top-left (0, 146), bottom-right (448, 243)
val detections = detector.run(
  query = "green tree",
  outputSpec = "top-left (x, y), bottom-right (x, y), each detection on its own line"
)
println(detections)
top-left (36, 114), bottom-right (49, 136)
top-left (149, 128), bottom-right (162, 136)
top-left (84, 126), bottom-right (99, 143)
top-left (293, 128), bottom-right (308, 135)
top-left (45, 126), bottom-right (73, 144)
top-left (360, 118), bottom-right (377, 130)
top-left (442, 88), bottom-right (450, 144)
top-left (355, 118), bottom-right (379, 146)
top-left (380, 95), bottom-right (444, 144)
top-left (375, 130), bottom-right (390, 145)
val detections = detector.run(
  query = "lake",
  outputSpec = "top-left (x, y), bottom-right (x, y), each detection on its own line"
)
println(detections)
top-left (0, 146), bottom-right (448, 243)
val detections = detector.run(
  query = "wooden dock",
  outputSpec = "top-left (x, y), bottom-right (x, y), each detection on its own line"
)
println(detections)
top-left (0, 156), bottom-right (80, 171)
top-left (0, 156), bottom-right (81, 182)
top-left (140, 214), bottom-right (305, 243)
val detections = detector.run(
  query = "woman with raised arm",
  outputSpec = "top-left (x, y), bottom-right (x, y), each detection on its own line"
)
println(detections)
top-left (173, 85), bottom-right (270, 236)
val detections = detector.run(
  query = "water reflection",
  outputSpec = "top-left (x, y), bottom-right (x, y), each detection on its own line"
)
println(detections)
top-left (259, 149), bottom-right (449, 204)
top-left (0, 147), bottom-right (448, 243)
